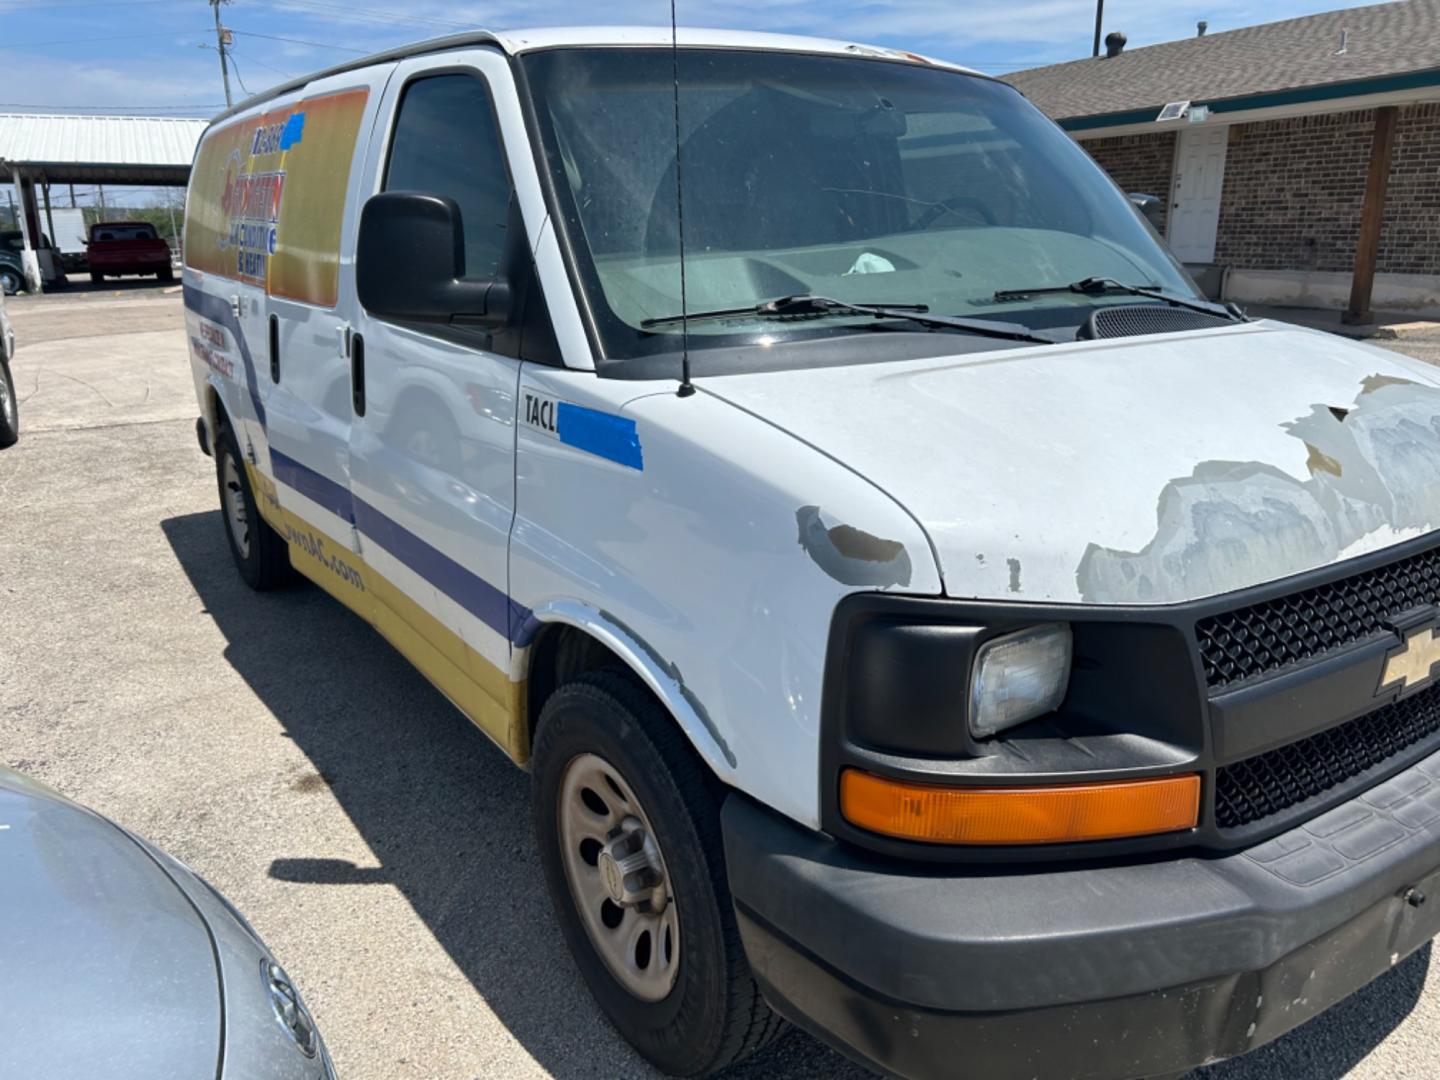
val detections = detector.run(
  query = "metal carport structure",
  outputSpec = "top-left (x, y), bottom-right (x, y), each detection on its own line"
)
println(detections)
top-left (0, 113), bottom-right (207, 292)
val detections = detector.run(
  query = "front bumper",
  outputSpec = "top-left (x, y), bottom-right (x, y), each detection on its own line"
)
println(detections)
top-left (723, 748), bottom-right (1440, 1080)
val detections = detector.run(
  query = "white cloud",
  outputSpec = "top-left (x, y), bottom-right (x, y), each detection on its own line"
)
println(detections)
top-left (0, 54), bottom-right (225, 110)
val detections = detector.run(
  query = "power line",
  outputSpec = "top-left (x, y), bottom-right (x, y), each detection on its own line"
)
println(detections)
top-left (227, 54), bottom-right (254, 97)
top-left (227, 43), bottom-right (296, 81)
top-left (228, 29), bottom-right (369, 54)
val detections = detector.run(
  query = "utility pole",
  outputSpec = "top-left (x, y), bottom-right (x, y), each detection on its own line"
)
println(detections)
top-left (211, 0), bottom-right (233, 108)
top-left (1092, 0), bottom-right (1105, 56)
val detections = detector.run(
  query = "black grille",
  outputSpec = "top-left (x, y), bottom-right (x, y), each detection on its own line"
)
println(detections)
top-left (1215, 681), bottom-right (1440, 829)
top-left (1196, 545), bottom-right (1440, 688)
top-left (1082, 304), bottom-right (1231, 339)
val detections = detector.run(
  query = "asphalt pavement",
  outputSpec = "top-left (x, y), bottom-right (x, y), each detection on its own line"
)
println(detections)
top-left (3, 285), bottom-right (1440, 1080)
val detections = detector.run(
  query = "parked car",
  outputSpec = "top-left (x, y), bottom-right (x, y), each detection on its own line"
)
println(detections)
top-left (184, 28), bottom-right (1440, 1080)
top-left (86, 220), bottom-right (174, 282)
top-left (0, 287), bottom-right (15, 447)
top-left (1, 229), bottom-right (68, 294)
top-left (0, 766), bottom-right (335, 1079)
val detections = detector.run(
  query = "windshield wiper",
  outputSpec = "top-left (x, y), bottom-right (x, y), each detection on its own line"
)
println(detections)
top-left (992, 277), bottom-right (1241, 322)
top-left (641, 294), bottom-right (1055, 344)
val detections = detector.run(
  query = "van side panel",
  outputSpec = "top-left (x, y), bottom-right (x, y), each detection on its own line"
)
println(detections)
top-left (184, 75), bottom-right (383, 622)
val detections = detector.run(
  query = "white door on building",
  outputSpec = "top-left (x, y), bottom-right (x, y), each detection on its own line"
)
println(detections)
top-left (1168, 126), bottom-right (1228, 263)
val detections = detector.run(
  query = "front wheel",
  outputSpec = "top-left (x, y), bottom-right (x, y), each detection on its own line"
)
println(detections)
top-left (89, 271), bottom-right (103, 284)
top-left (215, 421), bottom-right (292, 590)
top-left (0, 268), bottom-right (20, 295)
top-left (158, 265), bottom-right (174, 282)
top-left (533, 671), bottom-right (784, 1077)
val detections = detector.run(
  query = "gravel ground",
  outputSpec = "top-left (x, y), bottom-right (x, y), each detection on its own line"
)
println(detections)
top-left (3, 287), bottom-right (1440, 1080)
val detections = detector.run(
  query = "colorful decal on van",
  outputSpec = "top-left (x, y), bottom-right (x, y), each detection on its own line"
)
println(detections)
top-left (186, 87), bottom-right (368, 307)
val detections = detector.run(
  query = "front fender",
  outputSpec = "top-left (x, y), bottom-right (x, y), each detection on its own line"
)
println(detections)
top-left (515, 599), bottom-right (738, 777)
top-left (509, 372), bottom-right (941, 829)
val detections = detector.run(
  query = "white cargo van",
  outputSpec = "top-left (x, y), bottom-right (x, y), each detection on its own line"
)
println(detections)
top-left (185, 28), bottom-right (1440, 1079)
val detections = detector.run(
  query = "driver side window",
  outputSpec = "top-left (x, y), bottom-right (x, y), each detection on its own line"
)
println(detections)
top-left (384, 73), bottom-right (513, 281)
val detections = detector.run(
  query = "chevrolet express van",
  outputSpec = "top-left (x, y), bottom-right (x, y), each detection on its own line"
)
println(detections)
top-left (184, 27), bottom-right (1440, 1079)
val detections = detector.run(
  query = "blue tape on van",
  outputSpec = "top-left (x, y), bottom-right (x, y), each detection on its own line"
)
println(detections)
top-left (556, 403), bottom-right (644, 471)
top-left (278, 111), bottom-right (306, 150)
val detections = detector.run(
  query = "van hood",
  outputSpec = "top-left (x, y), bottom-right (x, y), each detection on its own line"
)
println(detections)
top-left (704, 321), bottom-right (1440, 605)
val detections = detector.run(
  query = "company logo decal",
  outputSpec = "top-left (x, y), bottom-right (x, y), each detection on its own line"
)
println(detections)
top-left (1380, 623), bottom-right (1440, 696)
top-left (218, 148), bottom-right (287, 284)
top-left (189, 319), bottom-right (235, 380)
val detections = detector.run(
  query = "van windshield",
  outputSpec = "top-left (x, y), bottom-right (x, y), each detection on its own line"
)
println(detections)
top-left (522, 47), bottom-right (1197, 366)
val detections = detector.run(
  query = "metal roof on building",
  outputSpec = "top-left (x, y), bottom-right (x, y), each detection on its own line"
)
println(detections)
top-left (1004, 0), bottom-right (1440, 126)
top-left (0, 113), bottom-right (206, 184)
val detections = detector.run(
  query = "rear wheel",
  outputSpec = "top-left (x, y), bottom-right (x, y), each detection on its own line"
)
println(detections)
top-left (89, 271), bottom-right (103, 284)
top-left (533, 671), bottom-right (784, 1076)
top-left (215, 421), bottom-right (292, 590)
top-left (158, 265), bottom-right (174, 282)
top-left (0, 357), bottom-right (18, 447)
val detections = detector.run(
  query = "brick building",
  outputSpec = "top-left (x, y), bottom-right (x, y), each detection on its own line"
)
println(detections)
top-left (1004, 1), bottom-right (1440, 319)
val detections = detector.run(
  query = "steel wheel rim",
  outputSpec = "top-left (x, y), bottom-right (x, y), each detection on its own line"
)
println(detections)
top-left (221, 453), bottom-right (252, 558)
top-left (558, 752), bottom-right (681, 1002)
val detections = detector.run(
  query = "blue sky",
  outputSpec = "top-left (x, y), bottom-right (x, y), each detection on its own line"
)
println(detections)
top-left (0, 0), bottom-right (1391, 116)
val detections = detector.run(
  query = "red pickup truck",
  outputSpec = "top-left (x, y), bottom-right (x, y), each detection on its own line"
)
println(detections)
top-left (87, 222), bottom-right (173, 283)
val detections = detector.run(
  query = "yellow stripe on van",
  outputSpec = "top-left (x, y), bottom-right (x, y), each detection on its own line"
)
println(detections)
top-left (245, 463), bottom-right (528, 762)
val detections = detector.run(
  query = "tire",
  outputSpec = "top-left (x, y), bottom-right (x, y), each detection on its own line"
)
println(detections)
top-left (89, 271), bottom-right (103, 284)
top-left (533, 671), bottom-right (784, 1077)
top-left (214, 421), bottom-right (293, 590)
top-left (0, 357), bottom-right (18, 448)
top-left (158, 265), bottom-right (174, 282)
top-left (1, 268), bottom-right (19, 295)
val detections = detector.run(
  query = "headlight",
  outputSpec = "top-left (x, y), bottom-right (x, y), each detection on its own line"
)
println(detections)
top-left (969, 623), bottom-right (1072, 738)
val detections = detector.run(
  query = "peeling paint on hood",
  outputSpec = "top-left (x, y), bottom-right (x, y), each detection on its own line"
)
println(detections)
top-left (702, 322), bottom-right (1440, 605)
top-left (1077, 376), bottom-right (1440, 603)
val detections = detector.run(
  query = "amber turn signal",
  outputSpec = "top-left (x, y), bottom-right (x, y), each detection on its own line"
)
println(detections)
top-left (839, 769), bottom-right (1201, 845)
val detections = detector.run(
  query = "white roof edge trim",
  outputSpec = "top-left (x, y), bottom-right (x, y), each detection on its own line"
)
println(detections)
top-left (208, 25), bottom-right (983, 127)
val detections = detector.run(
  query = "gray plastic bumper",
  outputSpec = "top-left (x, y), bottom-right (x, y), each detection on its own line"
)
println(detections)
top-left (722, 750), bottom-right (1440, 1079)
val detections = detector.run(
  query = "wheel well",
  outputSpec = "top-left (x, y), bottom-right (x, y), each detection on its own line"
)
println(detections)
top-left (525, 624), bottom-right (631, 747)
top-left (204, 385), bottom-right (226, 436)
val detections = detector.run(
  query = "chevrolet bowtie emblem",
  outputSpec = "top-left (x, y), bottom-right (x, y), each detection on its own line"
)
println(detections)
top-left (1380, 625), bottom-right (1440, 695)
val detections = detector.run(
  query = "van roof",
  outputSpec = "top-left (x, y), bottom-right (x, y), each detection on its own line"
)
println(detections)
top-left (208, 26), bottom-right (977, 126)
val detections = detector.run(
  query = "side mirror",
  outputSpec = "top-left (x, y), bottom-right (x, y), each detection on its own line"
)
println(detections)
top-left (356, 192), bottom-right (509, 327)
top-left (1128, 192), bottom-right (1166, 234)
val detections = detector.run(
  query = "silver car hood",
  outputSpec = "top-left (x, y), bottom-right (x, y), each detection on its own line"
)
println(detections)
top-left (0, 771), bottom-right (221, 1080)
top-left (705, 320), bottom-right (1440, 605)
